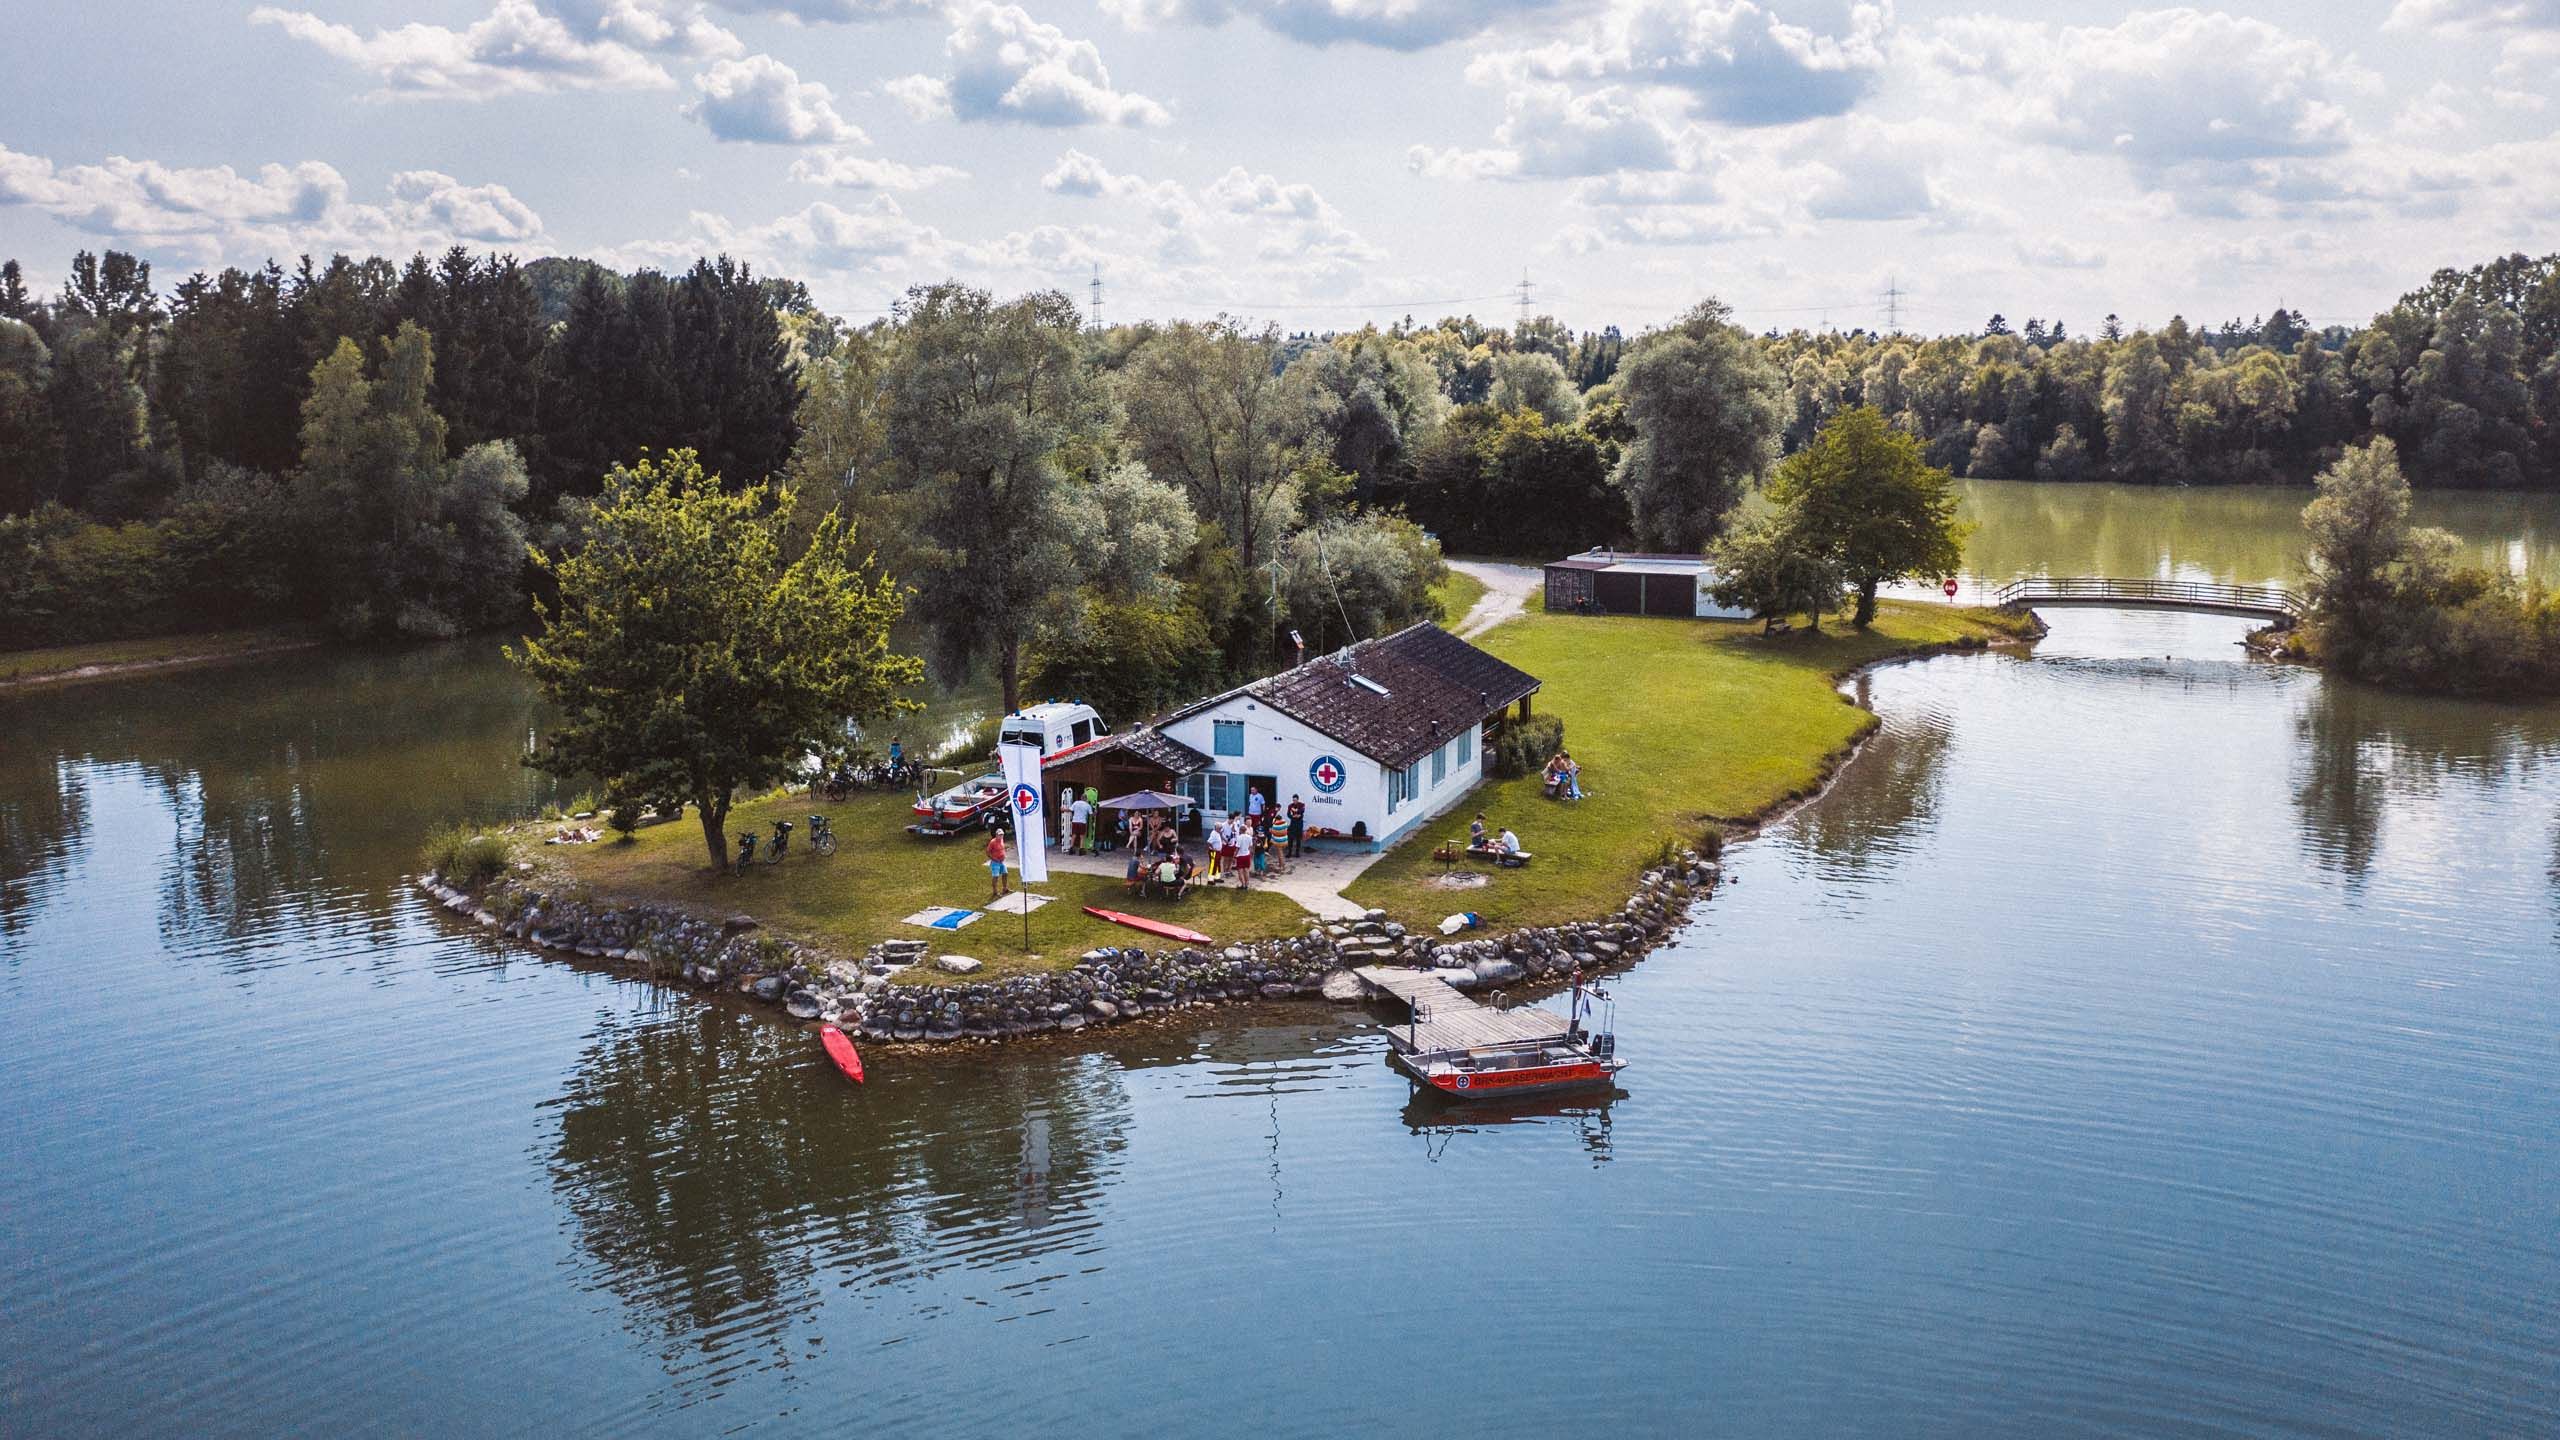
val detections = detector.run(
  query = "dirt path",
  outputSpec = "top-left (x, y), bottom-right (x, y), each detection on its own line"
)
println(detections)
top-left (1448, 560), bottom-right (1540, 639)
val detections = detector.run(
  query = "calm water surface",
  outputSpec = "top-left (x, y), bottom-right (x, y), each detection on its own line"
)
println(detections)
top-left (6, 489), bottom-right (2559, 1436)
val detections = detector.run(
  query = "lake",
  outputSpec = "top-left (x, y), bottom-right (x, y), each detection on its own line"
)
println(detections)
top-left (4, 481), bottom-right (2557, 1436)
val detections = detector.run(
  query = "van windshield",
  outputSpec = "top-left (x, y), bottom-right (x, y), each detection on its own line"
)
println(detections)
top-left (999, 727), bottom-right (1046, 750)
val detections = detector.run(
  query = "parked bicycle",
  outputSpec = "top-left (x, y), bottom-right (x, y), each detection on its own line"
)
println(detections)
top-left (735, 829), bottom-right (759, 871)
top-left (766, 819), bottom-right (793, 864)
top-left (808, 814), bottom-right (837, 857)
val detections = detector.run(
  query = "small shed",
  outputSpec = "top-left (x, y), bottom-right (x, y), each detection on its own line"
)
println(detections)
top-left (1543, 547), bottom-right (1751, 619)
top-left (1041, 728), bottom-right (1210, 834)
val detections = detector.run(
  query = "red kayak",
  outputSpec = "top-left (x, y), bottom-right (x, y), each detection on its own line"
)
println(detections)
top-left (818, 1026), bottom-right (864, 1085)
top-left (1082, 907), bottom-right (1215, 946)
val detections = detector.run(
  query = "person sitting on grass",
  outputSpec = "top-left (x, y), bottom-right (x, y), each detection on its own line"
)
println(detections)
top-left (1559, 750), bottom-right (1586, 800)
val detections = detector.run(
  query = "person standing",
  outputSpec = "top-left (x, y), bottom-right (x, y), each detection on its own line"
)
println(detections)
top-left (1067, 793), bottom-right (1091, 854)
top-left (1285, 794), bottom-right (1306, 857)
top-left (1246, 786), bottom-right (1266, 836)
top-left (1266, 805), bottom-right (1290, 875)
top-left (1205, 817), bottom-right (1226, 880)
top-left (986, 828), bottom-right (1010, 901)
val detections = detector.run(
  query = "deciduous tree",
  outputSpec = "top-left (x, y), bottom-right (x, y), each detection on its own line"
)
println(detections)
top-left (514, 451), bottom-right (920, 872)
top-left (1770, 405), bottom-right (1965, 628)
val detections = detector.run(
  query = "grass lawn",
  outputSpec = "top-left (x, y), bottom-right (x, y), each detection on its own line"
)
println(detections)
top-left (1430, 566), bottom-right (1489, 625)
top-left (1343, 599), bottom-right (2037, 931)
top-left (0, 625), bottom-right (322, 688)
top-left (540, 786), bottom-right (1310, 981)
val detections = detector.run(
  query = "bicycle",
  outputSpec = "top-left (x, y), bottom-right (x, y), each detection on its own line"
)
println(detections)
top-left (734, 830), bottom-right (759, 872)
top-left (808, 814), bottom-right (837, 857)
top-left (766, 819), bottom-right (793, 864)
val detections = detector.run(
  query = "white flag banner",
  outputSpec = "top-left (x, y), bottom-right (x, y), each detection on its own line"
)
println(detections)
top-left (997, 740), bottom-right (1050, 884)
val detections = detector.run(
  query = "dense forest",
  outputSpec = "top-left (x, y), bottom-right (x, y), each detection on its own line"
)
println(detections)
top-left (3, 244), bottom-right (2553, 682)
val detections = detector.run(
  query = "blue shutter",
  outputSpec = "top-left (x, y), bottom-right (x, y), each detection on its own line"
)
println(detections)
top-left (1212, 720), bottom-right (1244, 757)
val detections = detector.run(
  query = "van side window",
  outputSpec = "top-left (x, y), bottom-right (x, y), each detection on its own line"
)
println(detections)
top-left (1071, 720), bottom-right (1093, 746)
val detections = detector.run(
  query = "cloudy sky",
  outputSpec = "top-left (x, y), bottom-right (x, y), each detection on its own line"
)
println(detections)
top-left (4, 1), bottom-right (2555, 335)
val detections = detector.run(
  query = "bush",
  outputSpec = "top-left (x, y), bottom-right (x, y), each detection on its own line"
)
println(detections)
top-left (606, 798), bottom-right (643, 841)
top-left (1491, 713), bottom-right (1565, 779)
top-left (1697, 823), bottom-right (1724, 859)
top-left (423, 823), bottom-right (511, 889)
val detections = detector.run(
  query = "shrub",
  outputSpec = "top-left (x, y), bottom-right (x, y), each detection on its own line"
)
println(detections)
top-left (1490, 713), bottom-right (1565, 779)
top-left (423, 823), bottom-right (511, 889)
top-left (606, 798), bottom-right (643, 841)
top-left (1696, 824), bottom-right (1724, 859)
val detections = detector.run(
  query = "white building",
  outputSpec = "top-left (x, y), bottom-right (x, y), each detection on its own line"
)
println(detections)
top-left (1154, 623), bottom-right (1541, 850)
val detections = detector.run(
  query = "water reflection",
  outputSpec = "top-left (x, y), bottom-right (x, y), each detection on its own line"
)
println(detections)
top-left (544, 1003), bottom-right (1133, 1383)
top-left (2289, 672), bottom-right (2560, 887)
top-left (0, 754), bottom-right (85, 939)
top-left (1793, 670), bottom-right (1960, 878)
top-left (1956, 478), bottom-right (2560, 586)
top-left (1402, 1089), bottom-right (1620, 1167)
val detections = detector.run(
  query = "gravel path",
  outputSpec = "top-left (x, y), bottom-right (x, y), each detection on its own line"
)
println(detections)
top-left (1448, 559), bottom-right (1540, 639)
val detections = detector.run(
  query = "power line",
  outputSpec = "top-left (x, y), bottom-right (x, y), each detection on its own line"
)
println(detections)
top-left (1516, 268), bottom-right (1534, 330)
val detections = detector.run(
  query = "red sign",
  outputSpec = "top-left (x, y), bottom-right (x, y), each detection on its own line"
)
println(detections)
top-left (1942, 577), bottom-right (1960, 598)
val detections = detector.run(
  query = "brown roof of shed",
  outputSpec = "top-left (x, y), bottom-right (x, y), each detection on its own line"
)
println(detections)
top-left (1173, 622), bottom-right (1540, 769)
top-left (1044, 727), bottom-right (1211, 777)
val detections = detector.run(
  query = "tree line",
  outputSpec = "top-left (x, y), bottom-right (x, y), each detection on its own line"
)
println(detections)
top-left (4, 243), bottom-right (2552, 677)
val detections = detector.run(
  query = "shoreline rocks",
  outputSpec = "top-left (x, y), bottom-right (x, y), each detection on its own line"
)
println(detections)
top-left (414, 847), bottom-right (1721, 1048)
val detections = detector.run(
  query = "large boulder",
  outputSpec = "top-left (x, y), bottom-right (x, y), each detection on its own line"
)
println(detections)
top-left (936, 955), bottom-right (984, 976)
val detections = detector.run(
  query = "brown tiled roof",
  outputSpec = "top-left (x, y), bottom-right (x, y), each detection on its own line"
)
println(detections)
top-left (1044, 727), bottom-right (1211, 777)
top-left (1179, 623), bottom-right (1539, 769)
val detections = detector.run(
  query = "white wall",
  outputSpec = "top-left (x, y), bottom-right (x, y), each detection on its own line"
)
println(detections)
top-left (1162, 699), bottom-right (1486, 849)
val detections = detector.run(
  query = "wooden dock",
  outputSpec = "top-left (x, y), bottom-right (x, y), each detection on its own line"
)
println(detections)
top-left (1352, 966), bottom-right (1568, 1053)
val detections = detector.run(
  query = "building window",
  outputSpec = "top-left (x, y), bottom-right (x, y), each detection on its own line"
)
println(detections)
top-left (1387, 763), bottom-right (1403, 813)
top-left (1458, 727), bottom-right (1473, 766)
top-left (1403, 759), bottom-right (1423, 802)
top-left (1430, 745), bottom-right (1446, 786)
top-left (1204, 772), bottom-right (1231, 812)
top-left (1212, 719), bottom-right (1244, 757)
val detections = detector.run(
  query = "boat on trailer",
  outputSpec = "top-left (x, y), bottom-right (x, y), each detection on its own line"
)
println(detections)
top-left (1365, 966), bottom-right (1624, 1103)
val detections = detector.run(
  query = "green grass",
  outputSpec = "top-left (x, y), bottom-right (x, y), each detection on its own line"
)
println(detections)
top-left (1344, 599), bottom-right (2037, 931)
top-left (1430, 566), bottom-right (1490, 626)
top-left (0, 625), bottom-right (322, 687)
top-left (542, 786), bottom-right (1310, 980)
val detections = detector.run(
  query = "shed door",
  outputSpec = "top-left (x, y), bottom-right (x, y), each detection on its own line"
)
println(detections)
top-left (1593, 571), bottom-right (1643, 613)
top-left (1641, 573), bottom-right (1694, 616)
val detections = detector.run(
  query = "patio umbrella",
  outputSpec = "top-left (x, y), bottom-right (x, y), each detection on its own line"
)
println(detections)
top-left (1098, 790), bottom-right (1195, 810)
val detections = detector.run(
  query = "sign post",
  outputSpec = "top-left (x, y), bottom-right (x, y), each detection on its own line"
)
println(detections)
top-left (998, 738), bottom-right (1049, 953)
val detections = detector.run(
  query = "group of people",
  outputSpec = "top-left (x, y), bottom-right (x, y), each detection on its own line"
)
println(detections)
top-left (1540, 750), bottom-right (1587, 801)
top-left (1467, 812), bottom-right (1528, 866)
top-left (1107, 788), bottom-right (1309, 897)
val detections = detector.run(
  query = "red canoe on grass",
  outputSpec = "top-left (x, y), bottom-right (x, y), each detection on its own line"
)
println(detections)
top-left (819, 1026), bottom-right (864, 1085)
top-left (1082, 907), bottom-right (1215, 946)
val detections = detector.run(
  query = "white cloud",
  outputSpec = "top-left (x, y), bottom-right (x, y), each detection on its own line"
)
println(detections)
top-left (1474, 0), bottom-right (1892, 126)
top-left (1928, 9), bottom-right (2374, 213)
top-left (2386, 0), bottom-right (2560, 31)
top-left (2394, 81), bottom-right (2471, 134)
top-left (790, 150), bottom-right (968, 190)
top-left (682, 194), bottom-right (945, 272)
top-left (1100, 0), bottom-right (1559, 51)
top-left (549, 0), bottom-right (743, 55)
top-left (1409, 82), bottom-right (1684, 180)
top-left (1205, 165), bottom-right (1328, 217)
top-left (2014, 236), bottom-right (2106, 269)
top-left (713, 0), bottom-right (942, 19)
top-left (903, 2), bottom-right (1171, 127)
top-left (684, 53), bottom-right (857, 142)
top-left (249, 0), bottom-right (681, 98)
top-left (0, 144), bottom-right (543, 265)
top-left (1041, 148), bottom-right (1148, 197)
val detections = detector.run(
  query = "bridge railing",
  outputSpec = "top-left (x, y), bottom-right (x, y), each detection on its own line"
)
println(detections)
top-left (1990, 576), bottom-right (2304, 621)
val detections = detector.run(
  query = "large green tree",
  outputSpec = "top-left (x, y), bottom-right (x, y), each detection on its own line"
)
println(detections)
top-left (1770, 405), bottom-right (1966, 628)
top-left (1708, 511), bottom-right (1846, 633)
top-left (1118, 317), bottom-right (1312, 579)
top-left (514, 451), bottom-right (921, 872)
top-left (296, 321), bottom-right (530, 637)
top-left (884, 282), bottom-right (1099, 711)
top-left (1611, 298), bottom-right (1784, 549)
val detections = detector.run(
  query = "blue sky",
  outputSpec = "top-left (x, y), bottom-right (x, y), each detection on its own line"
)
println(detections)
top-left (3, 1), bottom-right (2555, 334)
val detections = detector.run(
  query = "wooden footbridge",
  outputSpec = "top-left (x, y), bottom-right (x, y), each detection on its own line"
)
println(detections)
top-left (1352, 966), bottom-right (1567, 1052)
top-left (1991, 576), bottom-right (2303, 626)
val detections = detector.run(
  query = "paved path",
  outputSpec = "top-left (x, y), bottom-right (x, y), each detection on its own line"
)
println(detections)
top-left (1448, 560), bottom-right (1540, 640)
top-left (1038, 844), bottom-right (1381, 921)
